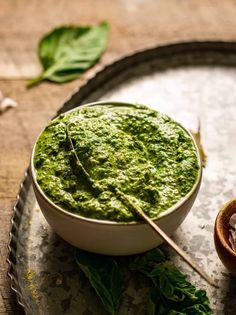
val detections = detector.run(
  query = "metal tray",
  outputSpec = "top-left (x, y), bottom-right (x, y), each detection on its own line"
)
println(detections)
top-left (8, 41), bottom-right (236, 314)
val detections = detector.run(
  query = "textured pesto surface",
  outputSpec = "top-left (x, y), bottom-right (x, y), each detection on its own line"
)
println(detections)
top-left (34, 104), bottom-right (199, 222)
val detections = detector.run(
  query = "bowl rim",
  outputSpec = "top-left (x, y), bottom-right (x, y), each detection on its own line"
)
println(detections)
top-left (215, 198), bottom-right (236, 257)
top-left (30, 100), bottom-right (202, 226)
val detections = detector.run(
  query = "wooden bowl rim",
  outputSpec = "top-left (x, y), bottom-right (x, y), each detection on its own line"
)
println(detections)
top-left (215, 198), bottom-right (236, 257)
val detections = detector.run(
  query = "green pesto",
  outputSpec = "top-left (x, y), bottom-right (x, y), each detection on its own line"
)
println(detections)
top-left (34, 104), bottom-right (200, 222)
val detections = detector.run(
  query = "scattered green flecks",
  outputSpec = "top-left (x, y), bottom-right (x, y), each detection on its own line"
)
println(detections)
top-left (26, 268), bottom-right (35, 281)
top-left (26, 268), bottom-right (40, 301)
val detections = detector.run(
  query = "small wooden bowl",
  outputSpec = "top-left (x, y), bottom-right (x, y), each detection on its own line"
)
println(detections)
top-left (214, 198), bottom-right (236, 276)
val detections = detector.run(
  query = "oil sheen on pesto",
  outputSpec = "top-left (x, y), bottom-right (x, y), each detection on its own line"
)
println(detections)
top-left (34, 104), bottom-right (200, 222)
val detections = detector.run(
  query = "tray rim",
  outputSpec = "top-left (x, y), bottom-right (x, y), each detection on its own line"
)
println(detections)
top-left (7, 40), bottom-right (236, 313)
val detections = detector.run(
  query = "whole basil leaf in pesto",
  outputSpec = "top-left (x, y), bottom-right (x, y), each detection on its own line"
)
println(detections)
top-left (75, 249), bottom-right (122, 315)
top-left (27, 21), bottom-right (108, 87)
top-left (130, 249), bottom-right (212, 315)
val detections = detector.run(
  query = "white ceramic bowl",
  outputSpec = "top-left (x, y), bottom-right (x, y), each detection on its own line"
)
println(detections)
top-left (30, 101), bottom-right (202, 255)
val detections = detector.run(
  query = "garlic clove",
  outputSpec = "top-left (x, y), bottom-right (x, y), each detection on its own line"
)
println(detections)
top-left (0, 97), bottom-right (17, 113)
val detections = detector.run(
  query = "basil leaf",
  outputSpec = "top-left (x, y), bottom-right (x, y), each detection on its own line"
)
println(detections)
top-left (130, 248), bottom-right (165, 276)
top-left (27, 21), bottom-right (108, 87)
top-left (130, 249), bottom-right (212, 315)
top-left (75, 249), bottom-right (122, 315)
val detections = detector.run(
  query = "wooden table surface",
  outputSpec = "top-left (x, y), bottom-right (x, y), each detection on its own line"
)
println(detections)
top-left (1, 0), bottom-right (236, 313)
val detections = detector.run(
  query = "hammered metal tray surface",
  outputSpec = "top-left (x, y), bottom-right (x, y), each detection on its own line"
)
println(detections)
top-left (8, 42), bottom-right (236, 314)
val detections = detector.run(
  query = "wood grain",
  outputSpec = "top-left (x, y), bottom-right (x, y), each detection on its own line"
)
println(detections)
top-left (1, 0), bottom-right (236, 313)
